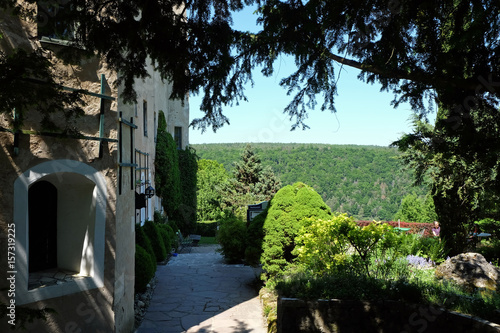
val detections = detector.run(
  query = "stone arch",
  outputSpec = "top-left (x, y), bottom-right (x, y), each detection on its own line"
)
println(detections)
top-left (14, 160), bottom-right (107, 305)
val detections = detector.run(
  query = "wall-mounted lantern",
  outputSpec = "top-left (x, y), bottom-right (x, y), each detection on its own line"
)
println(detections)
top-left (145, 185), bottom-right (155, 198)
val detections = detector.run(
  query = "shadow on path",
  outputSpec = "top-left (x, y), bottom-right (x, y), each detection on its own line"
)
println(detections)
top-left (135, 245), bottom-right (266, 333)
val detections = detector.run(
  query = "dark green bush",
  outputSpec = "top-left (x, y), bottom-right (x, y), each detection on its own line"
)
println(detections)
top-left (245, 210), bottom-right (267, 266)
top-left (154, 211), bottom-right (177, 251)
top-left (168, 219), bottom-right (179, 232)
top-left (476, 218), bottom-right (500, 239)
top-left (135, 244), bottom-right (156, 293)
top-left (158, 223), bottom-right (175, 252)
top-left (154, 210), bottom-right (167, 224)
top-left (195, 221), bottom-right (218, 236)
top-left (143, 221), bottom-right (167, 262)
top-left (477, 239), bottom-right (500, 265)
top-left (136, 224), bottom-right (156, 266)
top-left (261, 182), bottom-right (332, 278)
top-left (216, 213), bottom-right (247, 263)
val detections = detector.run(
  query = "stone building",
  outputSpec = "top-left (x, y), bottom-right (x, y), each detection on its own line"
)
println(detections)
top-left (0, 3), bottom-right (189, 332)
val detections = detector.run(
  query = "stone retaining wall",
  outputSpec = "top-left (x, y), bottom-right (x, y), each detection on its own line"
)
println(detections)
top-left (277, 297), bottom-right (500, 333)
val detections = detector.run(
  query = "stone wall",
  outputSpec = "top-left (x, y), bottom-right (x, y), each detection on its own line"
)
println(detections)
top-left (1, 3), bottom-right (189, 332)
top-left (0, 5), bottom-right (123, 332)
top-left (277, 297), bottom-right (500, 333)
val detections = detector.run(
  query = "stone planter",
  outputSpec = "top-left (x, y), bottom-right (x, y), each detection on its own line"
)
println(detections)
top-left (277, 297), bottom-right (500, 333)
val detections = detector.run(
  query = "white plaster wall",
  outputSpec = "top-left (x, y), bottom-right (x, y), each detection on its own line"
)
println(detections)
top-left (55, 177), bottom-right (96, 274)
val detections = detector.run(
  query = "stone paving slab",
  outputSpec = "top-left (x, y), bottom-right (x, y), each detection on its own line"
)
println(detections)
top-left (135, 245), bottom-right (267, 333)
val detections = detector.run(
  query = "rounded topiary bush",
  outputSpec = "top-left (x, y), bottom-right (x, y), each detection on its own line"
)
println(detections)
top-left (135, 244), bottom-right (156, 293)
top-left (157, 224), bottom-right (173, 253)
top-left (143, 220), bottom-right (167, 262)
top-left (136, 223), bottom-right (156, 268)
top-left (261, 182), bottom-right (332, 278)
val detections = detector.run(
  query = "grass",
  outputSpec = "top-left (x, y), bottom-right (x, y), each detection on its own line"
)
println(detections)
top-left (198, 236), bottom-right (218, 245)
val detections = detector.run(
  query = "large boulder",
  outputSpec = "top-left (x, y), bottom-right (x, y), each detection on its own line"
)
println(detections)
top-left (435, 253), bottom-right (500, 291)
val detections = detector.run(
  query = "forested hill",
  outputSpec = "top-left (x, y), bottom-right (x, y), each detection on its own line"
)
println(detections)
top-left (192, 143), bottom-right (426, 221)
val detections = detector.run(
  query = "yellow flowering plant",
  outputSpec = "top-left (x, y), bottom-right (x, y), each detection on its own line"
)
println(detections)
top-left (293, 214), bottom-right (398, 277)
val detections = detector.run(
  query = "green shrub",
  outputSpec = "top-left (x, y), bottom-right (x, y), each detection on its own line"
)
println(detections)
top-left (158, 227), bottom-right (171, 253)
top-left (168, 219), bottom-right (179, 232)
top-left (477, 239), bottom-right (500, 265)
top-left (476, 218), bottom-right (500, 239)
top-left (135, 244), bottom-right (156, 293)
top-left (154, 210), bottom-right (167, 224)
top-left (155, 111), bottom-right (181, 219)
top-left (158, 223), bottom-right (176, 252)
top-left (294, 215), bottom-right (398, 278)
top-left (143, 221), bottom-right (167, 262)
top-left (135, 224), bottom-right (156, 266)
top-left (245, 210), bottom-right (267, 266)
top-left (216, 213), bottom-right (247, 263)
top-left (195, 221), bottom-right (218, 236)
top-left (261, 182), bottom-right (332, 278)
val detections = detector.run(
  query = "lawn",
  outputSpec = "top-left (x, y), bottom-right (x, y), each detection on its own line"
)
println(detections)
top-left (198, 236), bottom-right (217, 245)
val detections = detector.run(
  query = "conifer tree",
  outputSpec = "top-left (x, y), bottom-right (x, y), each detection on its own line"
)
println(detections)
top-left (222, 144), bottom-right (281, 220)
top-left (232, 144), bottom-right (263, 195)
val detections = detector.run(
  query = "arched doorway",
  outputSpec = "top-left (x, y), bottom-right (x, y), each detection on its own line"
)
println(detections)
top-left (28, 180), bottom-right (58, 272)
top-left (14, 160), bottom-right (107, 305)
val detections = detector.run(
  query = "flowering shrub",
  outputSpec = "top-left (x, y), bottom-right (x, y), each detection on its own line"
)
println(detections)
top-left (357, 221), bottom-right (433, 237)
top-left (406, 254), bottom-right (435, 268)
top-left (293, 214), bottom-right (398, 277)
top-left (293, 215), bottom-right (353, 276)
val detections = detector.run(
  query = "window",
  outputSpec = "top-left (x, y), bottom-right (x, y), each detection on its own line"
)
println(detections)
top-left (37, 1), bottom-right (74, 42)
top-left (174, 126), bottom-right (182, 149)
top-left (143, 100), bottom-right (148, 137)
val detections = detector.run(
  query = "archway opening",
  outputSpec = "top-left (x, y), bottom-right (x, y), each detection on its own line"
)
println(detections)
top-left (29, 180), bottom-right (58, 273)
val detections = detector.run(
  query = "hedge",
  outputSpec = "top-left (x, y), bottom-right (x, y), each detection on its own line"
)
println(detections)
top-left (135, 244), bottom-right (156, 293)
top-left (143, 220), bottom-right (167, 262)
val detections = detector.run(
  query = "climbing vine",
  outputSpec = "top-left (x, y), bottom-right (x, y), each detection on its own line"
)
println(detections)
top-left (176, 146), bottom-right (198, 233)
top-left (155, 111), bottom-right (181, 218)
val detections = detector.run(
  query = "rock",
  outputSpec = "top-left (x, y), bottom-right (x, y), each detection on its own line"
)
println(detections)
top-left (134, 277), bottom-right (157, 329)
top-left (435, 253), bottom-right (500, 291)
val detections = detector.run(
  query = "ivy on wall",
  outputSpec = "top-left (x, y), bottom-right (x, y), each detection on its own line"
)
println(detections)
top-left (154, 110), bottom-right (198, 233)
top-left (176, 146), bottom-right (198, 233)
top-left (154, 111), bottom-right (181, 218)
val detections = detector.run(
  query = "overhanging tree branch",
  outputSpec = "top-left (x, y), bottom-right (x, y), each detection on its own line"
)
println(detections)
top-left (324, 51), bottom-right (491, 94)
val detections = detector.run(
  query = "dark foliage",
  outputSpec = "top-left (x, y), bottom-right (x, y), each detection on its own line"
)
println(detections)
top-left (245, 208), bottom-right (268, 266)
top-left (216, 213), bottom-right (247, 264)
top-left (135, 224), bottom-right (156, 269)
top-left (0, 49), bottom-right (84, 132)
top-left (176, 146), bottom-right (199, 233)
top-left (143, 221), bottom-right (167, 262)
top-left (155, 111), bottom-right (181, 218)
top-left (195, 221), bottom-right (218, 237)
top-left (134, 244), bottom-right (156, 293)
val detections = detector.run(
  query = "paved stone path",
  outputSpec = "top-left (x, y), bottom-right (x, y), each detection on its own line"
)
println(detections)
top-left (135, 245), bottom-right (267, 333)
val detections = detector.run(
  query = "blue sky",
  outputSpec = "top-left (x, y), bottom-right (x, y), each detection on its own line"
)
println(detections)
top-left (188, 7), bottom-right (434, 147)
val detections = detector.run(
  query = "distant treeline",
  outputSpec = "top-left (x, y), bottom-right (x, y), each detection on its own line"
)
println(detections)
top-left (192, 143), bottom-right (426, 221)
